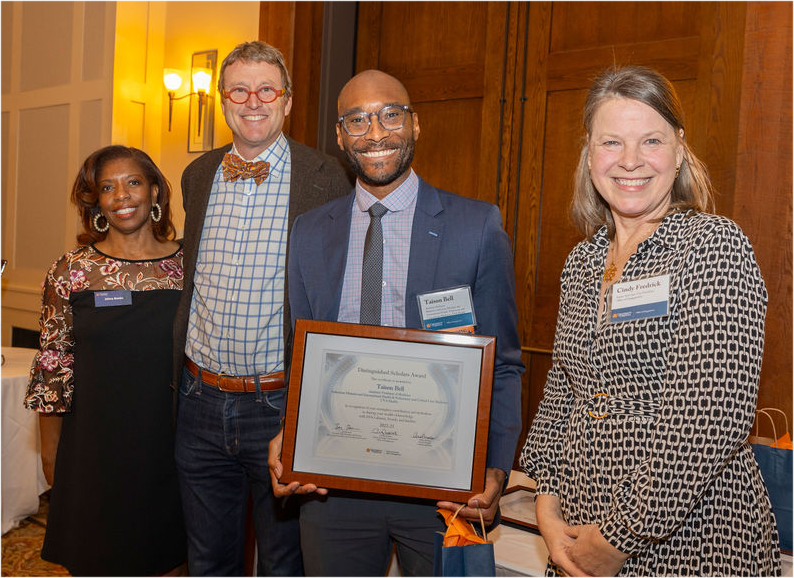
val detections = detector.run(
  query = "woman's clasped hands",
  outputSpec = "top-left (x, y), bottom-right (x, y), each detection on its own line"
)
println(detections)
top-left (535, 494), bottom-right (629, 577)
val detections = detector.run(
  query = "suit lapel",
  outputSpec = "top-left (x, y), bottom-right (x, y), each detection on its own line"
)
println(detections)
top-left (323, 195), bottom-right (355, 320)
top-left (405, 179), bottom-right (444, 327)
top-left (288, 138), bottom-right (311, 237)
top-left (183, 146), bottom-right (229, 276)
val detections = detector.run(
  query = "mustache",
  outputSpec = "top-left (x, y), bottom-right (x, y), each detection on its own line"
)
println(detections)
top-left (353, 146), bottom-right (395, 154)
top-left (352, 140), bottom-right (404, 154)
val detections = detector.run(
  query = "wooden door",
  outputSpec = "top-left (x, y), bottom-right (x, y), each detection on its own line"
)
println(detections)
top-left (354, 1), bottom-right (792, 467)
top-left (512, 2), bottom-right (791, 456)
top-left (356, 2), bottom-right (521, 216)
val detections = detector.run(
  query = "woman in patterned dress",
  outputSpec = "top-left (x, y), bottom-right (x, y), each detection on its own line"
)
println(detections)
top-left (520, 66), bottom-right (780, 576)
top-left (25, 146), bottom-right (187, 576)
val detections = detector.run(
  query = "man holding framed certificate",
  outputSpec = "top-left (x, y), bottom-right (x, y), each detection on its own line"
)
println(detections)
top-left (269, 69), bottom-right (524, 576)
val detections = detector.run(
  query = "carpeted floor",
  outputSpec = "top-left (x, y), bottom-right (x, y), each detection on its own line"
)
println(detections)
top-left (1, 492), bottom-right (70, 577)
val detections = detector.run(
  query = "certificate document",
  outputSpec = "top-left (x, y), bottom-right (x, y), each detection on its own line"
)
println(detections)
top-left (283, 320), bottom-right (495, 499)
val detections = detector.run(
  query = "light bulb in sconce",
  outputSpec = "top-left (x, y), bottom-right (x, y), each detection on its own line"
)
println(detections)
top-left (192, 69), bottom-right (212, 92)
top-left (163, 69), bottom-right (185, 131)
top-left (192, 69), bottom-right (212, 136)
top-left (163, 69), bottom-right (183, 91)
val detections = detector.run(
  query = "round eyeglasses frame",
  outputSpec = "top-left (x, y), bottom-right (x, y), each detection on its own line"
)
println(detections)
top-left (222, 86), bottom-right (287, 105)
top-left (338, 105), bottom-right (413, 136)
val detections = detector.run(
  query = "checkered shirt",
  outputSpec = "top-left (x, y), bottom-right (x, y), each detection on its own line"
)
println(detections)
top-left (185, 134), bottom-right (291, 376)
top-left (337, 170), bottom-right (419, 328)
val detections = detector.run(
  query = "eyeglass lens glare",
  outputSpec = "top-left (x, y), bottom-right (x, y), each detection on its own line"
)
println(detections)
top-left (343, 105), bottom-right (408, 136)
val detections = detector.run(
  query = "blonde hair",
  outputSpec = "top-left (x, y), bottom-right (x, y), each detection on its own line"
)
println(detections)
top-left (571, 65), bottom-right (715, 239)
top-left (218, 41), bottom-right (292, 96)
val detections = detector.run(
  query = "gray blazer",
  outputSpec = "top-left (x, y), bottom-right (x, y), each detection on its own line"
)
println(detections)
top-left (171, 136), bottom-right (351, 386)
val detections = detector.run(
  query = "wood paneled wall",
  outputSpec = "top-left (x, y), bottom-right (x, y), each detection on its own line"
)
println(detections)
top-left (357, 2), bottom-right (518, 215)
top-left (734, 3), bottom-right (793, 438)
top-left (259, 1), bottom-right (325, 147)
top-left (516, 2), bottom-right (791, 456)
top-left (269, 1), bottom-right (793, 467)
top-left (511, 2), bottom-right (794, 460)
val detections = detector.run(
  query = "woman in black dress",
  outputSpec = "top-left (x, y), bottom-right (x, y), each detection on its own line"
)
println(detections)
top-left (25, 145), bottom-right (187, 576)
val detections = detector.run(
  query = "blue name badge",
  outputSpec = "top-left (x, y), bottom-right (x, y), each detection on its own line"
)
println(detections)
top-left (423, 312), bottom-right (475, 331)
top-left (609, 274), bottom-right (670, 323)
top-left (94, 290), bottom-right (132, 307)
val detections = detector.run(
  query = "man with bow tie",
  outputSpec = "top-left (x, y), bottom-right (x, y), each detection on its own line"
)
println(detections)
top-left (171, 41), bottom-right (350, 576)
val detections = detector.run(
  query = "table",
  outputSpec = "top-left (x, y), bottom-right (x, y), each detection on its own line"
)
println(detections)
top-left (2, 346), bottom-right (49, 534)
top-left (490, 471), bottom-right (547, 576)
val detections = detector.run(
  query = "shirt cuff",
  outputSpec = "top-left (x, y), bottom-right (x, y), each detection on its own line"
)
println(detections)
top-left (600, 510), bottom-right (653, 556)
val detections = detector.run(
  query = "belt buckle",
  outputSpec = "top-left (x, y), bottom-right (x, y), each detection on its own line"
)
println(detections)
top-left (588, 392), bottom-right (609, 419)
top-left (216, 372), bottom-right (235, 392)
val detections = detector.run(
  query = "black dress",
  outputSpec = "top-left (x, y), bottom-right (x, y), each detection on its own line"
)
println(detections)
top-left (25, 245), bottom-right (187, 576)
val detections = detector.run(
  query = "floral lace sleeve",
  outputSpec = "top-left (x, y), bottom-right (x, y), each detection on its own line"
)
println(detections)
top-left (25, 254), bottom-right (75, 413)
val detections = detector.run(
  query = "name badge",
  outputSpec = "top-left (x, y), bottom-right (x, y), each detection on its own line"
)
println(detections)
top-left (609, 274), bottom-right (670, 323)
top-left (94, 290), bottom-right (132, 307)
top-left (417, 285), bottom-right (476, 333)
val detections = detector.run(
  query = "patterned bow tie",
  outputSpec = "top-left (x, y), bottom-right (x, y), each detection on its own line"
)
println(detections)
top-left (222, 153), bottom-right (270, 185)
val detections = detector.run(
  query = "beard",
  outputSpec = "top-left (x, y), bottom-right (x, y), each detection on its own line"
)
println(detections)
top-left (344, 136), bottom-right (416, 187)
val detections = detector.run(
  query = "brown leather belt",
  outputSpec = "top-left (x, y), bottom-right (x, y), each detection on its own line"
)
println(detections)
top-left (184, 357), bottom-right (285, 393)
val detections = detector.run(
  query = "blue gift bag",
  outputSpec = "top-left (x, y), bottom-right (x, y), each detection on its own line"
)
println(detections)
top-left (751, 408), bottom-right (793, 553)
top-left (433, 532), bottom-right (496, 577)
top-left (433, 506), bottom-right (496, 576)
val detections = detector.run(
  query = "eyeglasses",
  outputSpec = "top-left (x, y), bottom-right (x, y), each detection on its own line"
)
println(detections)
top-left (338, 105), bottom-right (413, 136)
top-left (222, 86), bottom-right (287, 105)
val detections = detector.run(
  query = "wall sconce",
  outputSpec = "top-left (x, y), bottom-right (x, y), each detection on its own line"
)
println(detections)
top-left (162, 49), bottom-right (217, 152)
top-left (163, 68), bottom-right (185, 132)
top-left (188, 50), bottom-right (217, 152)
top-left (192, 68), bottom-right (212, 137)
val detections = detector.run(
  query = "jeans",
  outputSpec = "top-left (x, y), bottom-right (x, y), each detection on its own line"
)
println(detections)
top-left (175, 367), bottom-right (302, 576)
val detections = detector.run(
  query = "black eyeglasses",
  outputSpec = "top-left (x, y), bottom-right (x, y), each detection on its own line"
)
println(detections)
top-left (338, 105), bottom-right (413, 136)
top-left (222, 86), bottom-right (287, 105)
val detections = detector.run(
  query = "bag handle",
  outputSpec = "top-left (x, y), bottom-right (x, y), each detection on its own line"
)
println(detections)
top-left (755, 409), bottom-right (777, 443)
top-left (755, 408), bottom-right (789, 447)
top-left (449, 504), bottom-right (488, 542)
top-left (760, 408), bottom-right (789, 435)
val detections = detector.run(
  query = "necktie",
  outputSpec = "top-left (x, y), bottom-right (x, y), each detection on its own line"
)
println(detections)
top-left (360, 203), bottom-right (388, 325)
top-left (222, 153), bottom-right (270, 185)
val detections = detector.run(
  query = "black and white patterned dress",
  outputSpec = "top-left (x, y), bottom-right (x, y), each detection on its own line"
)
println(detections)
top-left (521, 211), bottom-right (781, 576)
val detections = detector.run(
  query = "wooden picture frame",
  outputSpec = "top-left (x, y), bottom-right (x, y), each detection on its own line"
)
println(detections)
top-left (281, 319), bottom-right (495, 501)
top-left (499, 485), bottom-right (539, 533)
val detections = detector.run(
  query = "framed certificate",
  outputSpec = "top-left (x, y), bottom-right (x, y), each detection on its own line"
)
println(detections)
top-left (281, 319), bottom-right (495, 501)
top-left (499, 485), bottom-right (539, 533)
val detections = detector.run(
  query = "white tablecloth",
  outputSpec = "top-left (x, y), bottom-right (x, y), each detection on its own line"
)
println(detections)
top-left (2, 346), bottom-right (49, 534)
top-left (490, 470), bottom-right (548, 576)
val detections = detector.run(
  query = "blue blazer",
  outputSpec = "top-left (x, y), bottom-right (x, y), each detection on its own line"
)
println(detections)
top-left (288, 177), bottom-right (524, 474)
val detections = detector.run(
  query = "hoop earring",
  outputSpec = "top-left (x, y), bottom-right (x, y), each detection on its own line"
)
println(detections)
top-left (92, 212), bottom-right (109, 233)
top-left (675, 165), bottom-right (681, 179)
top-left (150, 203), bottom-right (162, 223)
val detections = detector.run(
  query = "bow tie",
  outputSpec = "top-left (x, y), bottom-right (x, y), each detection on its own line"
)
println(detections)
top-left (222, 153), bottom-right (270, 185)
